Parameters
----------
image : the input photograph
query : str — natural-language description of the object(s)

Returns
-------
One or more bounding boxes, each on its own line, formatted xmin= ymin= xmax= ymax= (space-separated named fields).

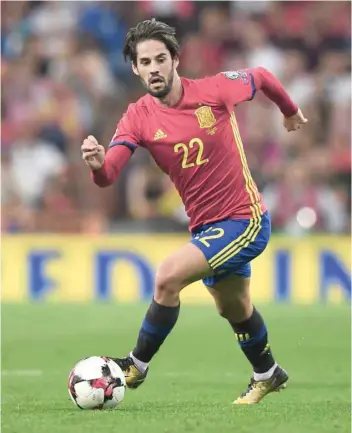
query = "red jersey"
xmin=93 ymin=67 xmax=297 ymax=231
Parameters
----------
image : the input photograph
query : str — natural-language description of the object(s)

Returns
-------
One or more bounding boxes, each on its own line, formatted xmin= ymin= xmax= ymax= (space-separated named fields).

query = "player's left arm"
xmin=215 ymin=68 xmax=307 ymax=132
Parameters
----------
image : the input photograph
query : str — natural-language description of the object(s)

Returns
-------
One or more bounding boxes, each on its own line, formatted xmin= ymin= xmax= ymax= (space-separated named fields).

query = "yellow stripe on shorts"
xmin=208 ymin=219 xmax=255 ymax=266
xmin=208 ymin=216 xmax=262 ymax=270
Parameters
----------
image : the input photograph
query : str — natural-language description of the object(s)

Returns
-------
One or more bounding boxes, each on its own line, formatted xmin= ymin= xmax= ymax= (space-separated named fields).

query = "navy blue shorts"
xmin=191 ymin=211 xmax=271 ymax=287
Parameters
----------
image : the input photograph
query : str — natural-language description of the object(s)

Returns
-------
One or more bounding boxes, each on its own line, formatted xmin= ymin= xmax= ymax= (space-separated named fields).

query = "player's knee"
xmin=216 ymin=296 xmax=252 ymax=321
xmin=217 ymin=304 xmax=233 ymax=320
xmin=155 ymin=263 xmax=182 ymax=296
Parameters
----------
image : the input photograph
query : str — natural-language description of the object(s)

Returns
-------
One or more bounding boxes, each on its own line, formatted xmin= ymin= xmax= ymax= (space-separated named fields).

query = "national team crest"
xmin=195 ymin=106 xmax=216 ymax=129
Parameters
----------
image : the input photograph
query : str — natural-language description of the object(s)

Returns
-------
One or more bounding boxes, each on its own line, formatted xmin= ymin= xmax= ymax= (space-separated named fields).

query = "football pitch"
xmin=2 ymin=303 xmax=350 ymax=433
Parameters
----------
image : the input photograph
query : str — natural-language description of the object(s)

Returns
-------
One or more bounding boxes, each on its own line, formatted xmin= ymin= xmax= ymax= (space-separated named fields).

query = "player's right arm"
xmin=81 ymin=105 xmax=141 ymax=187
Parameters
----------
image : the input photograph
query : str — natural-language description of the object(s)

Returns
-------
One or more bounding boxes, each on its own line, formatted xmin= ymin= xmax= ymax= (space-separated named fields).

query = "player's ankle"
xmin=130 ymin=352 xmax=149 ymax=373
xmin=253 ymin=363 xmax=277 ymax=381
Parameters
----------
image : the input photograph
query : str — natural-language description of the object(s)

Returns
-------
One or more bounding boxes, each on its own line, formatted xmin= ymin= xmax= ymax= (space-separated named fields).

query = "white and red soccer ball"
xmin=68 ymin=356 xmax=126 ymax=410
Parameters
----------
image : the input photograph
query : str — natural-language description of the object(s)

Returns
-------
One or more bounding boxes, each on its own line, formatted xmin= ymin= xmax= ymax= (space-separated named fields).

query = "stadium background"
xmin=1 ymin=2 xmax=350 ymax=433
xmin=1 ymin=1 xmax=350 ymax=304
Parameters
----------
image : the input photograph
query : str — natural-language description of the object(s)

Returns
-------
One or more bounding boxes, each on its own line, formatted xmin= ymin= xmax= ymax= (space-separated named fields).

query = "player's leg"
xmin=207 ymin=274 xmax=275 ymax=373
xmin=131 ymin=242 xmax=211 ymax=368
xmin=193 ymin=211 xmax=287 ymax=403
xmin=110 ymin=242 xmax=212 ymax=388
xmin=205 ymin=273 xmax=288 ymax=404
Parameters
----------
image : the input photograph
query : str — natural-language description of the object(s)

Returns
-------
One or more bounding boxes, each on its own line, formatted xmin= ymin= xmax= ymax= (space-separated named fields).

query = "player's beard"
xmin=144 ymin=69 xmax=174 ymax=98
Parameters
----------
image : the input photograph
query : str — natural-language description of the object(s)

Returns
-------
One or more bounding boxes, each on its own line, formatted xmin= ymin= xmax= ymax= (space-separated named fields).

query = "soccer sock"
xmin=130 ymin=352 xmax=149 ymax=373
xmin=253 ymin=363 xmax=277 ymax=381
xmin=132 ymin=298 xmax=180 ymax=365
xmin=229 ymin=306 xmax=276 ymax=375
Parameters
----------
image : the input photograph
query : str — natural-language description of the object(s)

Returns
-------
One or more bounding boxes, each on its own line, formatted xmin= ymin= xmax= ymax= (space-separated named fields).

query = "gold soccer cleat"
xmin=233 ymin=366 xmax=288 ymax=405
xmin=109 ymin=356 xmax=148 ymax=389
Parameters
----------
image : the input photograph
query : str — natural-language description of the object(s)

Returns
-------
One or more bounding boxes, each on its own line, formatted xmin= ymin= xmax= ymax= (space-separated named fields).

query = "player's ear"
xmin=132 ymin=62 xmax=139 ymax=76
xmin=173 ymin=57 xmax=179 ymax=69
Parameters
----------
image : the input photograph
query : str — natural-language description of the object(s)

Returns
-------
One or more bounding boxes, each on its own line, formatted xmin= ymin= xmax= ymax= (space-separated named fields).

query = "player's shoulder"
xmin=118 ymin=97 xmax=149 ymax=133
xmin=184 ymin=71 xmax=249 ymax=87
xmin=183 ymin=73 xmax=228 ymax=86
xmin=182 ymin=74 xmax=219 ymax=90
xmin=181 ymin=74 xmax=226 ymax=103
xmin=126 ymin=94 xmax=154 ymax=118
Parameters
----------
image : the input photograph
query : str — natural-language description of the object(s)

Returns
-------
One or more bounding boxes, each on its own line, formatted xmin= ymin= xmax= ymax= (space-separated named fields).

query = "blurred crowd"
xmin=1 ymin=1 xmax=351 ymax=235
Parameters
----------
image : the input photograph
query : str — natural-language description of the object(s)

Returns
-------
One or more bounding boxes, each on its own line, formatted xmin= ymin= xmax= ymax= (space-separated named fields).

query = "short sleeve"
xmin=109 ymin=104 xmax=141 ymax=152
xmin=215 ymin=70 xmax=257 ymax=108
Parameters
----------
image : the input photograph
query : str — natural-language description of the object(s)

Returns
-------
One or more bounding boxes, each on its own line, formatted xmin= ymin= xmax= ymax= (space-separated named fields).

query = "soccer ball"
xmin=68 ymin=356 xmax=126 ymax=410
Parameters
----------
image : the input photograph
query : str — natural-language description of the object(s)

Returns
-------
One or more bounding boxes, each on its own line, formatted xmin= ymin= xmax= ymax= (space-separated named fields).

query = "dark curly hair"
xmin=123 ymin=19 xmax=180 ymax=65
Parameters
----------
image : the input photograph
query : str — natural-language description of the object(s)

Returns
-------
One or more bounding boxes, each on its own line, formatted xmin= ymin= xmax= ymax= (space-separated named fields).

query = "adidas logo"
xmin=154 ymin=129 xmax=167 ymax=140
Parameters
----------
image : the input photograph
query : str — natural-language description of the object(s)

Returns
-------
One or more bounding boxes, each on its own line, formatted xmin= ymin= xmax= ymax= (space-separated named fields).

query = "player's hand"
xmin=81 ymin=135 xmax=105 ymax=171
xmin=283 ymin=109 xmax=308 ymax=132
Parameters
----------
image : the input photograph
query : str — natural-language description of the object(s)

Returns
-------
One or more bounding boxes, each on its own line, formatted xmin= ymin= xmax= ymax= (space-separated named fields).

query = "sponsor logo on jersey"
xmin=195 ymin=106 xmax=216 ymax=129
xmin=153 ymin=129 xmax=167 ymax=140
xmin=206 ymin=126 xmax=217 ymax=135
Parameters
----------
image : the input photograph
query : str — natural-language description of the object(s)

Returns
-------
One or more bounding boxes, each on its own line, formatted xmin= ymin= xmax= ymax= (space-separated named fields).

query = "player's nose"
xmin=150 ymin=61 xmax=160 ymax=74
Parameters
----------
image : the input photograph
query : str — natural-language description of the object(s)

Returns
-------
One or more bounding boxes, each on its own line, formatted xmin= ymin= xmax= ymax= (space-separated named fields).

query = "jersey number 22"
xmin=174 ymin=138 xmax=209 ymax=169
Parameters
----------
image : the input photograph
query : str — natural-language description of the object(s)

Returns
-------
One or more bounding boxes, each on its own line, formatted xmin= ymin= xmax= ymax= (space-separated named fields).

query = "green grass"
xmin=1 ymin=304 xmax=350 ymax=433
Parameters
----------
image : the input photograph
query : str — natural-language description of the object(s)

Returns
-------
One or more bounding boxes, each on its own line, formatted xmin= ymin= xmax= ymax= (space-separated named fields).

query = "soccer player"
xmin=81 ymin=19 xmax=307 ymax=404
